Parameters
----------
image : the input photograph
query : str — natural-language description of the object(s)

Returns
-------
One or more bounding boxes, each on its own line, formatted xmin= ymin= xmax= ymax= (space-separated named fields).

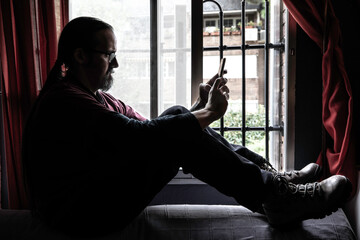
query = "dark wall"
xmin=332 ymin=0 xmax=360 ymax=167
xmin=294 ymin=27 xmax=323 ymax=170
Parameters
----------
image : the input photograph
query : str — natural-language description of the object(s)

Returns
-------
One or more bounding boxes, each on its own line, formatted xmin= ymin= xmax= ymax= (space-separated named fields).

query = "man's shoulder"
xmin=46 ymin=81 xmax=93 ymax=99
xmin=39 ymin=81 xmax=101 ymax=110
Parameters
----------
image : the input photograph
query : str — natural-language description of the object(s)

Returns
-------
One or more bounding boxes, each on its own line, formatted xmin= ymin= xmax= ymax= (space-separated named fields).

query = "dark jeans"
xmin=153 ymin=106 xmax=274 ymax=211
xmin=54 ymin=106 xmax=274 ymax=237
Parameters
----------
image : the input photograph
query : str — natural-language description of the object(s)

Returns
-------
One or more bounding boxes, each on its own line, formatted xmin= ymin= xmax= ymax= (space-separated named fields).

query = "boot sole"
xmin=263 ymin=177 xmax=352 ymax=228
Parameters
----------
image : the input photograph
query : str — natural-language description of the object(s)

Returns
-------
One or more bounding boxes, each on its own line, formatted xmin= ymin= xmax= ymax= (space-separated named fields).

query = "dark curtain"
xmin=0 ymin=0 xmax=69 ymax=209
xmin=283 ymin=0 xmax=357 ymax=197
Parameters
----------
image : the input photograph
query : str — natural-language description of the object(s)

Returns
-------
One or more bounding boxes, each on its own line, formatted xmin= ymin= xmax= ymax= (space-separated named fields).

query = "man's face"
xmin=86 ymin=29 xmax=118 ymax=92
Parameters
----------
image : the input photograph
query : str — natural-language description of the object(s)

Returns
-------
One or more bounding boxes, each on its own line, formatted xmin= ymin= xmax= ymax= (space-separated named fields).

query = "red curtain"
xmin=283 ymin=0 xmax=357 ymax=196
xmin=0 ymin=0 xmax=69 ymax=209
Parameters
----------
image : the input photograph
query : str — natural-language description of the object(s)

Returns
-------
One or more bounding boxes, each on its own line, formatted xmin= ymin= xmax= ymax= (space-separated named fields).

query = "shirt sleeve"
xmin=93 ymin=109 xmax=202 ymax=148
xmin=123 ymin=104 xmax=147 ymax=121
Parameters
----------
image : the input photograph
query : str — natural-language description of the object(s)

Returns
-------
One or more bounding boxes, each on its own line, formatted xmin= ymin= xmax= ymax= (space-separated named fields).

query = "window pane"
xmin=70 ymin=0 xmax=151 ymax=118
xmin=159 ymin=0 xmax=192 ymax=114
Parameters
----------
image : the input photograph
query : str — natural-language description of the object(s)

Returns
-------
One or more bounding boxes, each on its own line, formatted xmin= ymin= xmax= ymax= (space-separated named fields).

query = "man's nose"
xmin=111 ymin=56 xmax=119 ymax=68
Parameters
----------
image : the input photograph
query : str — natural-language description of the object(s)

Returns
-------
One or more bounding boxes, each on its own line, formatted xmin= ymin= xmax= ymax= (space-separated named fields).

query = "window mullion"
xmin=241 ymin=0 xmax=246 ymax=146
xmin=264 ymin=0 xmax=270 ymax=160
xmin=191 ymin=0 xmax=204 ymax=104
xmin=150 ymin=0 xmax=158 ymax=119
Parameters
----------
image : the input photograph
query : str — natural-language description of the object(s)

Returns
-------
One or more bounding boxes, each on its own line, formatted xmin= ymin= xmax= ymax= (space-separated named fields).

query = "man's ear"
xmin=73 ymin=48 xmax=88 ymax=64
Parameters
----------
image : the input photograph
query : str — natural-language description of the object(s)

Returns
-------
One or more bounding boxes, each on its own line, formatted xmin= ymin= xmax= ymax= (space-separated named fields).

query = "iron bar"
xmin=264 ymin=0 xmax=270 ymax=160
xmin=117 ymin=42 xmax=284 ymax=54
xmin=241 ymin=0 xmax=246 ymax=146
xmin=212 ymin=125 xmax=283 ymax=132
xmin=203 ymin=42 xmax=284 ymax=52
xmin=203 ymin=0 xmax=225 ymax=136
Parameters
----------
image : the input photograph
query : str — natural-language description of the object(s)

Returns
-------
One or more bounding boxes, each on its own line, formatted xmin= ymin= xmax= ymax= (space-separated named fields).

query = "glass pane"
xmin=70 ymin=0 xmax=151 ymax=118
xmin=270 ymin=130 xmax=283 ymax=170
xmin=246 ymin=132 xmax=265 ymax=158
xmin=159 ymin=0 xmax=192 ymax=114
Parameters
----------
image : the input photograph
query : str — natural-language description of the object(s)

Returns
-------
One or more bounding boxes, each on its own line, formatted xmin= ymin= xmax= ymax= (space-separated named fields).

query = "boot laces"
xmin=260 ymin=159 xmax=303 ymax=179
xmin=260 ymin=159 xmax=277 ymax=174
xmin=288 ymin=182 xmax=321 ymax=198
xmin=273 ymin=174 xmax=321 ymax=198
xmin=282 ymin=170 xmax=299 ymax=178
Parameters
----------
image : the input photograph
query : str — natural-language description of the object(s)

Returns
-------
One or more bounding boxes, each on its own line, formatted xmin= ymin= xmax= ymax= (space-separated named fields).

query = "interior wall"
xmin=332 ymin=0 xmax=360 ymax=168
xmin=293 ymin=26 xmax=322 ymax=170
xmin=334 ymin=0 xmax=360 ymax=235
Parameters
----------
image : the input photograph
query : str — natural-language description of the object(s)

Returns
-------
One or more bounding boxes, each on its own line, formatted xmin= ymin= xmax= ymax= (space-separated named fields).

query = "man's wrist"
xmin=190 ymin=98 xmax=205 ymax=112
xmin=191 ymin=108 xmax=218 ymax=129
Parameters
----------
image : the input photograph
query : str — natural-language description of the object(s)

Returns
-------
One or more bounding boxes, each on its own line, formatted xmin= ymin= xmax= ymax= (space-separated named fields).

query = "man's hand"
xmin=190 ymin=72 xmax=228 ymax=111
xmin=192 ymin=77 xmax=229 ymax=129
xmin=204 ymin=77 xmax=229 ymax=119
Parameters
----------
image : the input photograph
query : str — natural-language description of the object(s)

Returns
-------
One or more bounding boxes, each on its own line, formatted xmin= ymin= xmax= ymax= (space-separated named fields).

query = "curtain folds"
xmin=283 ymin=0 xmax=357 ymax=197
xmin=0 ymin=0 xmax=68 ymax=209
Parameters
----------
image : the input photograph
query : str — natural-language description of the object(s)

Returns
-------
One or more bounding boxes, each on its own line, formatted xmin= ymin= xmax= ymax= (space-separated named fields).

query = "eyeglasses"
xmin=87 ymin=48 xmax=117 ymax=63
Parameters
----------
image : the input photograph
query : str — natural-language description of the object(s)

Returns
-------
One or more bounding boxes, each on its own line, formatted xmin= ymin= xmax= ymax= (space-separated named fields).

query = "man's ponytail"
xmin=37 ymin=58 xmax=64 ymax=98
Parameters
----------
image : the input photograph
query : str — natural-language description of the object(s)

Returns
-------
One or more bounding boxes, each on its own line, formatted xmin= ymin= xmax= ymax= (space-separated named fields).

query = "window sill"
xmin=169 ymin=169 xmax=206 ymax=185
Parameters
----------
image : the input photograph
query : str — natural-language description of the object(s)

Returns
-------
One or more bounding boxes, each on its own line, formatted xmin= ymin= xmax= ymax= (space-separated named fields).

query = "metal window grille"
xmin=203 ymin=0 xmax=284 ymax=161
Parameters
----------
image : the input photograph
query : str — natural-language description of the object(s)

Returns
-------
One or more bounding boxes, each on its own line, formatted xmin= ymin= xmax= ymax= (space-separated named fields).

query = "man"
xmin=22 ymin=17 xmax=352 ymax=237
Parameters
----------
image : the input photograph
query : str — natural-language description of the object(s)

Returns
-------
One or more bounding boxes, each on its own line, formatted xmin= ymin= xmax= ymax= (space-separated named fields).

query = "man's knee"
xmin=159 ymin=105 xmax=190 ymax=117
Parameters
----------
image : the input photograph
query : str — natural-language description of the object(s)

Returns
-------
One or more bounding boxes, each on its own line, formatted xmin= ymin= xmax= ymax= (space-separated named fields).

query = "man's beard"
xmin=100 ymin=72 xmax=114 ymax=92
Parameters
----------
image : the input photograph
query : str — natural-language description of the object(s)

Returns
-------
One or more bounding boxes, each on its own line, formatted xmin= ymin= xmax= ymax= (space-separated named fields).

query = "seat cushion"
xmin=0 ymin=205 xmax=356 ymax=240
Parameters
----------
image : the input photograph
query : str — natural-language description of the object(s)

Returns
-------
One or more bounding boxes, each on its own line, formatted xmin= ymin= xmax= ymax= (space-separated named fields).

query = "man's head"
xmin=57 ymin=17 xmax=118 ymax=93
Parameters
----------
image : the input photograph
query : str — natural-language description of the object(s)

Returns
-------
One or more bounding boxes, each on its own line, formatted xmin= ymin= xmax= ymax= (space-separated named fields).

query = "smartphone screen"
xmin=217 ymin=58 xmax=226 ymax=77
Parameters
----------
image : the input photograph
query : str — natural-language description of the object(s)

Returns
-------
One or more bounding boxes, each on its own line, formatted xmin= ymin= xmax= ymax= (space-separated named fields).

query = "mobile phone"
xmin=217 ymin=58 xmax=226 ymax=77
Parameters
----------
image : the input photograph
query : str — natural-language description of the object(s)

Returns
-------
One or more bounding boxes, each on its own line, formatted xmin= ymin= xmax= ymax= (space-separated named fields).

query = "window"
xmin=202 ymin=0 xmax=286 ymax=170
xmin=205 ymin=19 xmax=216 ymax=27
xmin=70 ymin=0 xmax=288 ymax=171
xmin=224 ymin=18 xmax=233 ymax=27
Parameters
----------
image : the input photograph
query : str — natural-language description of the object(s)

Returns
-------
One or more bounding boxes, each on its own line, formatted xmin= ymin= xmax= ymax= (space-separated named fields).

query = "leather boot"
xmin=262 ymin=174 xmax=352 ymax=227
xmin=279 ymin=163 xmax=322 ymax=184
xmin=261 ymin=161 xmax=322 ymax=184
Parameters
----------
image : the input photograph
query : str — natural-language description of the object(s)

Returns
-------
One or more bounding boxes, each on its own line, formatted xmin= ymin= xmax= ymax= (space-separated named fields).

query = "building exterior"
xmin=203 ymin=0 xmax=265 ymax=112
